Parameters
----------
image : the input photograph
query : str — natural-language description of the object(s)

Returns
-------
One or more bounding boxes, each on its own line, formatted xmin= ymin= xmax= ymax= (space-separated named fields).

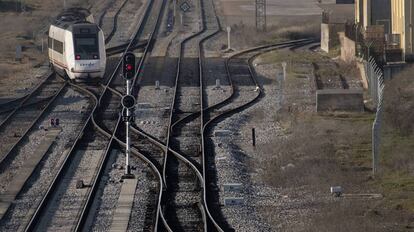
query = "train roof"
xmin=52 ymin=7 xmax=95 ymax=29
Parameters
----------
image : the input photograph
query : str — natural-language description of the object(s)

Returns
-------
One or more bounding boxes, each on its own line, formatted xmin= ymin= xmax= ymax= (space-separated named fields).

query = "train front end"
xmin=67 ymin=24 xmax=106 ymax=80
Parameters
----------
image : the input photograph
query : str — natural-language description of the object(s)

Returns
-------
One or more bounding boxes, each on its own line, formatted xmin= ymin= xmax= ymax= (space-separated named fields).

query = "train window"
xmin=74 ymin=35 xmax=99 ymax=59
xmin=80 ymin=28 xmax=90 ymax=34
xmin=48 ymin=37 xmax=53 ymax=49
xmin=54 ymin=39 xmax=64 ymax=54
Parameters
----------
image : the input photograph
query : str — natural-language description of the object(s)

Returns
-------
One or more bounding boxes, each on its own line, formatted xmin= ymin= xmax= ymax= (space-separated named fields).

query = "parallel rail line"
xmin=21 ymin=0 xmax=159 ymax=230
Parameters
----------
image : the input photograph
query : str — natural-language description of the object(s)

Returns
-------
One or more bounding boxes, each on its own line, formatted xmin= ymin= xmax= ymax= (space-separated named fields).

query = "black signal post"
xmin=122 ymin=52 xmax=136 ymax=179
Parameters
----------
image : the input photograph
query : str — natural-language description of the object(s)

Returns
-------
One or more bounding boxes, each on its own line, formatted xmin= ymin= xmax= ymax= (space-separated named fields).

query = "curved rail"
xmin=196 ymin=0 xmax=227 ymax=229
xmin=0 ymin=76 xmax=67 ymax=173
xmin=199 ymin=39 xmax=316 ymax=230
xmin=23 ymin=0 xmax=157 ymax=230
xmin=76 ymin=0 xmax=165 ymax=229
xmin=0 ymin=73 xmax=53 ymax=112
xmin=105 ymin=0 xmax=129 ymax=44
xmin=161 ymin=0 xmax=214 ymax=229
xmin=0 ymin=73 xmax=55 ymax=129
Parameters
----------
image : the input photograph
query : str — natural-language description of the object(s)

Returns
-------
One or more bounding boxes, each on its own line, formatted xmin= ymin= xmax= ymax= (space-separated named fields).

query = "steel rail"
xmin=99 ymin=0 xmax=169 ymax=227
xmin=23 ymin=0 xmax=156 ymax=230
xmin=104 ymin=0 xmax=129 ymax=44
xmin=197 ymin=0 xmax=226 ymax=229
xmin=75 ymin=0 xmax=164 ymax=229
xmin=0 ymin=96 xmax=54 ymax=115
xmin=203 ymin=39 xmax=317 ymax=128
xmin=98 ymin=0 xmax=114 ymax=28
xmin=0 ymin=73 xmax=53 ymax=112
xmin=200 ymin=39 xmax=316 ymax=231
xmin=0 ymin=77 xmax=67 ymax=173
xmin=161 ymin=0 xmax=214 ymax=229
xmin=0 ymin=73 xmax=56 ymax=129
xmin=170 ymin=39 xmax=314 ymax=132
xmin=0 ymin=0 xmax=137 ymax=117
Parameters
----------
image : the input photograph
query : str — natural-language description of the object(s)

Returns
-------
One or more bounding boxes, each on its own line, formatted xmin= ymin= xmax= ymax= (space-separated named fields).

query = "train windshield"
xmin=74 ymin=35 xmax=99 ymax=60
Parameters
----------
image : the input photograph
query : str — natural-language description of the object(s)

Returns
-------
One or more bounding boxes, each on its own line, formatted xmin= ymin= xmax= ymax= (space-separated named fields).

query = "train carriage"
xmin=48 ymin=8 xmax=106 ymax=81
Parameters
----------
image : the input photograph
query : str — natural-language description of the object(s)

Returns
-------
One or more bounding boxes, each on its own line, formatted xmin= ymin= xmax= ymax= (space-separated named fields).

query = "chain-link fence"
xmin=365 ymin=56 xmax=385 ymax=175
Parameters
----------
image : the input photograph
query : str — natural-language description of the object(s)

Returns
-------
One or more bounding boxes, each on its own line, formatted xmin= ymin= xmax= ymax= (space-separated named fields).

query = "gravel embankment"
xmin=0 ymin=87 xmax=92 ymax=231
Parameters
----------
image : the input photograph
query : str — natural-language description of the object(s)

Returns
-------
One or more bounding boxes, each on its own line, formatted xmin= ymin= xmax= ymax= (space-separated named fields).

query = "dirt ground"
xmin=0 ymin=0 xmax=99 ymax=99
xmin=215 ymin=0 xmax=322 ymax=26
xmin=237 ymin=45 xmax=414 ymax=231
xmin=209 ymin=0 xmax=322 ymax=52
xmin=206 ymin=2 xmax=413 ymax=230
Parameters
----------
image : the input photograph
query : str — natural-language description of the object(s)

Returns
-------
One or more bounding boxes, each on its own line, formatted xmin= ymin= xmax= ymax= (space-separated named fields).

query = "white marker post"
xmin=227 ymin=26 xmax=231 ymax=50
xmin=126 ymin=80 xmax=131 ymax=173
xmin=282 ymin=62 xmax=287 ymax=81
xmin=173 ymin=0 xmax=176 ymax=18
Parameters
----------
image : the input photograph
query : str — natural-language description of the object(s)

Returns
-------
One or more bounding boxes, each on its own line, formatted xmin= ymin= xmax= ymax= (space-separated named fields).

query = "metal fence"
xmin=365 ymin=57 xmax=385 ymax=175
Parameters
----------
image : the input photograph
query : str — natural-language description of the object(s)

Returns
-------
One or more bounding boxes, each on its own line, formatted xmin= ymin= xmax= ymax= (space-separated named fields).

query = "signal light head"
xmin=126 ymin=64 xmax=133 ymax=71
xmin=75 ymin=55 xmax=81 ymax=60
xmin=123 ymin=52 xmax=136 ymax=80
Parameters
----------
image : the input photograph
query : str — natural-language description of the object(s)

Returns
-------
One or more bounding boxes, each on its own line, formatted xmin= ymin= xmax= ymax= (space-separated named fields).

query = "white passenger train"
xmin=48 ymin=8 xmax=106 ymax=81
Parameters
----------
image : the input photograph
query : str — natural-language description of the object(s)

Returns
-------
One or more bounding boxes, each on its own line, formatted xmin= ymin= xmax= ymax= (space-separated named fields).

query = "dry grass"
xmin=256 ymin=50 xmax=414 ymax=230
xmin=377 ymin=65 xmax=414 ymax=212
xmin=261 ymin=113 xmax=372 ymax=190
xmin=227 ymin=16 xmax=321 ymax=49
xmin=0 ymin=0 xmax=91 ymax=96
xmin=383 ymin=66 xmax=414 ymax=136
xmin=259 ymin=109 xmax=414 ymax=231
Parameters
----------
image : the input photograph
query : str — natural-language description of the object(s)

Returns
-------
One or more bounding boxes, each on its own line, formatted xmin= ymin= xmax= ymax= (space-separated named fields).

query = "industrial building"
xmin=355 ymin=0 xmax=391 ymax=33
xmin=391 ymin=0 xmax=414 ymax=61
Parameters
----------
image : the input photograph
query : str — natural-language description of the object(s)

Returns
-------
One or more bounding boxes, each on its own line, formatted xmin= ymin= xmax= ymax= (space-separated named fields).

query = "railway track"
xmin=201 ymin=39 xmax=316 ymax=230
xmin=0 ymin=0 xmax=324 ymax=229
xmin=75 ymin=0 xmax=168 ymax=230
xmin=98 ymin=0 xmax=129 ymax=44
xmin=161 ymin=0 xmax=209 ymax=230
xmin=0 ymin=74 xmax=66 ymax=171
xmin=0 ymin=1 xmax=159 ymax=231
xmin=158 ymin=0 xmax=229 ymax=230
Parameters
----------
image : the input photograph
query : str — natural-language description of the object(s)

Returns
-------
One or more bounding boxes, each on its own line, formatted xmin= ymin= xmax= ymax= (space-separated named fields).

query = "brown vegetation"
xmin=383 ymin=67 xmax=414 ymax=136
xmin=256 ymin=48 xmax=414 ymax=230
xmin=378 ymin=66 xmax=414 ymax=214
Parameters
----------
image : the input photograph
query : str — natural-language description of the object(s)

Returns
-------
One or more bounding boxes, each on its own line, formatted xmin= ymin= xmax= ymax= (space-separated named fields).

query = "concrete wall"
xmin=339 ymin=32 xmax=356 ymax=62
xmin=321 ymin=23 xmax=330 ymax=52
xmin=321 ymin=23 xmax=345 ymax=53
xmin=316 ymin=89 xmax=364 ymax=112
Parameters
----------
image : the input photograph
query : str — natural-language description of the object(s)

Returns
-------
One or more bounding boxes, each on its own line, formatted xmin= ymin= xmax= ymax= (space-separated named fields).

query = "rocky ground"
xmin=0 ymin=87 xmax=92 ymax=230
xmin=210 ymin=43 xmax=414 ymax=231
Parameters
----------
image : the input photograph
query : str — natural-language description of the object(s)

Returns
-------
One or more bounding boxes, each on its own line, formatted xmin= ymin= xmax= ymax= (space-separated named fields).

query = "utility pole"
xmin=255 ymin=0 xmax=266 ymax=31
